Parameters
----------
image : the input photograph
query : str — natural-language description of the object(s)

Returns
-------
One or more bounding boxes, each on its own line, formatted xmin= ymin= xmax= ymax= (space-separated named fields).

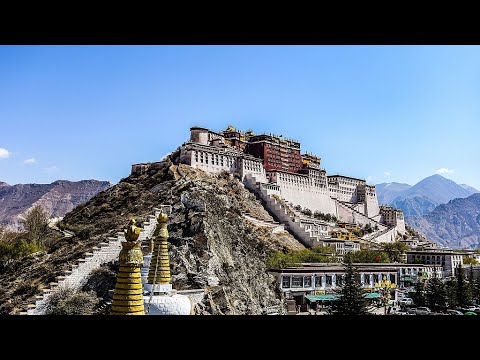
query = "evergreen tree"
xmin=473 ymin=276 xmax=480 ymax=305
xmin=445 ymin=278 xmax=458 ymax=309
xmin=467 ymin=265 xmax=475 ymax=303
xmin=425 ymin=268 xmax=446 ymax=312
xmin=332 ymin=255 xmax=370 ymax=315
xmin=456 ymin=264 xmax=470 ymax=307
xmin=412 ymin=280 xmax=426 ymax=307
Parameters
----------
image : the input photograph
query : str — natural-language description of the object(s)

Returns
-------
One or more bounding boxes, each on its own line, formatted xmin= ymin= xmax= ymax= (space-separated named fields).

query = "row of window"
xmin=281 ymin=273 xmax=396 ymax=288
xmin=194 ymin=151 xmax=235 ymax=167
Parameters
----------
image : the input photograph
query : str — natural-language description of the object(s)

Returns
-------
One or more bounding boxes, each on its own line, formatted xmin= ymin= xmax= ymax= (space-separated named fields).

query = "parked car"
xmin=398 ymin=298 xmax=413 ymax=306
xmin=464 ymin=305 xmax=480 ymax=312
xmin=446 ymin=309 xmax=464 ymax=315
xmin=415 ymin=306 xmax=431 ymax=315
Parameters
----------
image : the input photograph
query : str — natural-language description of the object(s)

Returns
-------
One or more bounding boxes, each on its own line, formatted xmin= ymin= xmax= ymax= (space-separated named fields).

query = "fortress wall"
xmin=26 ymin=208 xmax=162 ymax=315
xmin=240 ymin=158 xmax=267 ymax=183
xmin=396 ymin=218 xmax=406 ymax=235
xmin=336 ymin=201 xmax=355 ymax=223
xmin=365 ymin=194 xmax=380 ymax=218
xmin=189 ymin=149 xmax=238 ymax=174
xmin=352 ymin=203 xmax=366 ymax=215
xmin=371 ymin=227 xmax=397 ymax=243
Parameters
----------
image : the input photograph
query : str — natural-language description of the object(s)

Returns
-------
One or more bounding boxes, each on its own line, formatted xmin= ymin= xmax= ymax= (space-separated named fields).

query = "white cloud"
xmin=384 ymin=171 xmax=391 ymax=177
xmin=0 ymin=148 xmax=10 ymax=159
xmin=366 ymin=176 xmax=373 ymax=183
xmin=24 ymin=158 xmax=36 ymax=165
xmin=43 ymin=165 xmax=59 ymax=174
xmin=436 ymin=168 xmax=455 ymax=175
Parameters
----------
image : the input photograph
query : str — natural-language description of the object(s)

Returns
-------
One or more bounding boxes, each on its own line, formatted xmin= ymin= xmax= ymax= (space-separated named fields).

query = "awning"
xmin=305 ymin=295 xmax=339 ymax=302
xmin=364 ymin=292 xmax=381 ymax=299
xmin=305 ymin=292 xmax=381 ymax=302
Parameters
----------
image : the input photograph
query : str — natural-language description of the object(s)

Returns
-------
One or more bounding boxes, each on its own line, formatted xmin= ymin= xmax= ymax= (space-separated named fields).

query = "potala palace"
xmin=132 ymin=125 xmax=407 ymax=247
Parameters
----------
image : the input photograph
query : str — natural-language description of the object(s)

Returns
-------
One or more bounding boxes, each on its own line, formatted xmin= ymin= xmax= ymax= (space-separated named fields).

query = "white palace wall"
xmin=267 ymin=171 xmax=337 ymax=216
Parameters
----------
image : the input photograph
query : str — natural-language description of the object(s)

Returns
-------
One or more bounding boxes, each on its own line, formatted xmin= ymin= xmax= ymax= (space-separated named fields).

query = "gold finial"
xmin=158 ymin=212 xmax=168 ymax=224
xmin=124 ymin=218 xmax=141 ymax=242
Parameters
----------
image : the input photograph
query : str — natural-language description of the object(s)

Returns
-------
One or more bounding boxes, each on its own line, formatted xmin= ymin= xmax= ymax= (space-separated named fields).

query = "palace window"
xmin=315 ymin=276 xmax=323 ymax=288
xmin=282 ymin=276 xmax=291 ymax=288
xmin=326 ymin=275 xmax=333 ymax=286
xmin=304 ymin=276 xmax=312 ymax=287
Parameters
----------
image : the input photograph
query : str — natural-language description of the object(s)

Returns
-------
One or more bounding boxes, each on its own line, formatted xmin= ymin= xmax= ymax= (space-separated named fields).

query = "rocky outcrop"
xmin=0 ymin=160 xmax=301 ymax=314
xmin=0 ymin=180 xmax=111 ymax=230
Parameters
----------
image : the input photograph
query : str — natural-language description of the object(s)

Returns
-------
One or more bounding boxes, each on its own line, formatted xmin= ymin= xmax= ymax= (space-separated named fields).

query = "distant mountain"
xmin=0 ymin=180 xmax=111 ymax=230
xmin=459 ymin=184 xmax=479 ymax=194
xmin=376 ymin=182 xmax=411 ymax=204
xmin=376 ymin=175 xmax=478 ymax=219
xmin=391 ymin=196 xmax=439 ymax=219
xmin=0 ymin=182 xmax=9 ymax=187
xmin=400 ymin=175 xmax=474 ymax=204
xmin=409 ymin=193 xmax=480 ymax=249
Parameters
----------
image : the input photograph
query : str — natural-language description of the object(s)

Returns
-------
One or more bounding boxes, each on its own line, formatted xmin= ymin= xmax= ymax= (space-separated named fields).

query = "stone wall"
xmin=25 ymin=207 xmax=163 ymax=315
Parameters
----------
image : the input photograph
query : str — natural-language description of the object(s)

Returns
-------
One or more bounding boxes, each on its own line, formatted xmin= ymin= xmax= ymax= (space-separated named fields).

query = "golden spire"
xmin=111 ymin=219 xmax=145 ymax=315
xmin=147 ymin=212 xmax=171 ymax=287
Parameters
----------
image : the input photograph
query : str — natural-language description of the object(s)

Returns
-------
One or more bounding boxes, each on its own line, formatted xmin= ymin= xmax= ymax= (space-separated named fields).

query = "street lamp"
xmin=374 ymin=276 xmax=397 ymax=315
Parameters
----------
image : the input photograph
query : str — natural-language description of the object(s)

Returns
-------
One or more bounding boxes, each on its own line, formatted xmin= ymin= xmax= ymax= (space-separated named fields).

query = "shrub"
xmin=43 ymin=287 xmax=100 ymax=315
xmin=302 ymin=208 xmax=312 ymax=216
xmin=0 ymin=239 xmax=39 ymax=263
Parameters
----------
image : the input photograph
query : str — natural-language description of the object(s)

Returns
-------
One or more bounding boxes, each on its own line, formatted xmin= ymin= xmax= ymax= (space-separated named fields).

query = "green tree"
xmin=445 ymin=278 xmax=458 ymax=308
xmin=349 ymin=250 xmax=389 ymax=263
xmin=302 ymin=208 xmax=312 ymax=216
xmin=381 ymin=241 xmax=408 ymax=263
xmin=412 ymin=280 xmax=426 ymax=307
xmin=467 ymin=265 xmax=475 ymax=303
xmin=332 ymin=255 xmax=370 ymax=315
xmin=456 ymin=264 xmax=470 ymax=307
xmin=463 ymin=257 xmax=479 ymax=265
xmin=23 ymin=205 xmax=49 ymax=246
xmin=473 ymin=276 xmax=480 ymax=304
xmin=425 ymin=268 xmax=446 ymax=312
xmin=364 ymin=223 xmax=373 ymax=234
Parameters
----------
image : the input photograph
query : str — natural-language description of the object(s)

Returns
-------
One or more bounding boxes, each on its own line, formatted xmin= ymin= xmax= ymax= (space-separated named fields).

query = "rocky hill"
xmin=0 ymin=180 xmax=111 ymax=230
xmin=409 ymin=193 xmax=480 ymax=249
xmin=0 ymin=158 xmax=302 ymax=314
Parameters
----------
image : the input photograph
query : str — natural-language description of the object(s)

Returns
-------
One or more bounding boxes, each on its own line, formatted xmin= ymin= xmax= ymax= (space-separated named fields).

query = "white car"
xmin=398 ymin=298 xmax=413 ymax=306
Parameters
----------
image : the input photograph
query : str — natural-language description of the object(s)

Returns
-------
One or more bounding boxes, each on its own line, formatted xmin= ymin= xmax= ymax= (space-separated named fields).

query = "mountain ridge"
xmin=376 ymin=175 xmax=477 ymax=219
xmin=0 ymin=179 xmax=112 ymax=230
xmin=409 ymin=193 xmax=480 ymax=249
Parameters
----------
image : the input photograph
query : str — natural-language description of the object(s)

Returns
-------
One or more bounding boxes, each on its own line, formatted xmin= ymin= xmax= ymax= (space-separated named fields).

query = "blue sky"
xmin=0 ymin=45 xmax=479 ymax=189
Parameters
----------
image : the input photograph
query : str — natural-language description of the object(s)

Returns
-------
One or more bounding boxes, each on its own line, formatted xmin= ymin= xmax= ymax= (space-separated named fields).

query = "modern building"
xmin=270 ymin=262 xmax=442 ymax=308
xmin=406 ymin=250 xmax=465 ymax=277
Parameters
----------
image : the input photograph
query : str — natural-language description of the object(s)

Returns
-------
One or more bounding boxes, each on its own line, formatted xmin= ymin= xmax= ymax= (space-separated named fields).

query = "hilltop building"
xmin=133 ymin=125 xmax=407 ymax=243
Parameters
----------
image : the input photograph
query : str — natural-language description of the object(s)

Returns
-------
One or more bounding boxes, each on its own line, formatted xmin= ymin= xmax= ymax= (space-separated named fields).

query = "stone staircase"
xmin=24 ymin=207 xmax=164 ymax=315
xmin=243 ymin=175 xmax=326 ymax=248
xmin=336 ymin=200 xmax=385 ymax=230
xmin=336 ymin=199 xmax=397 ymax=244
